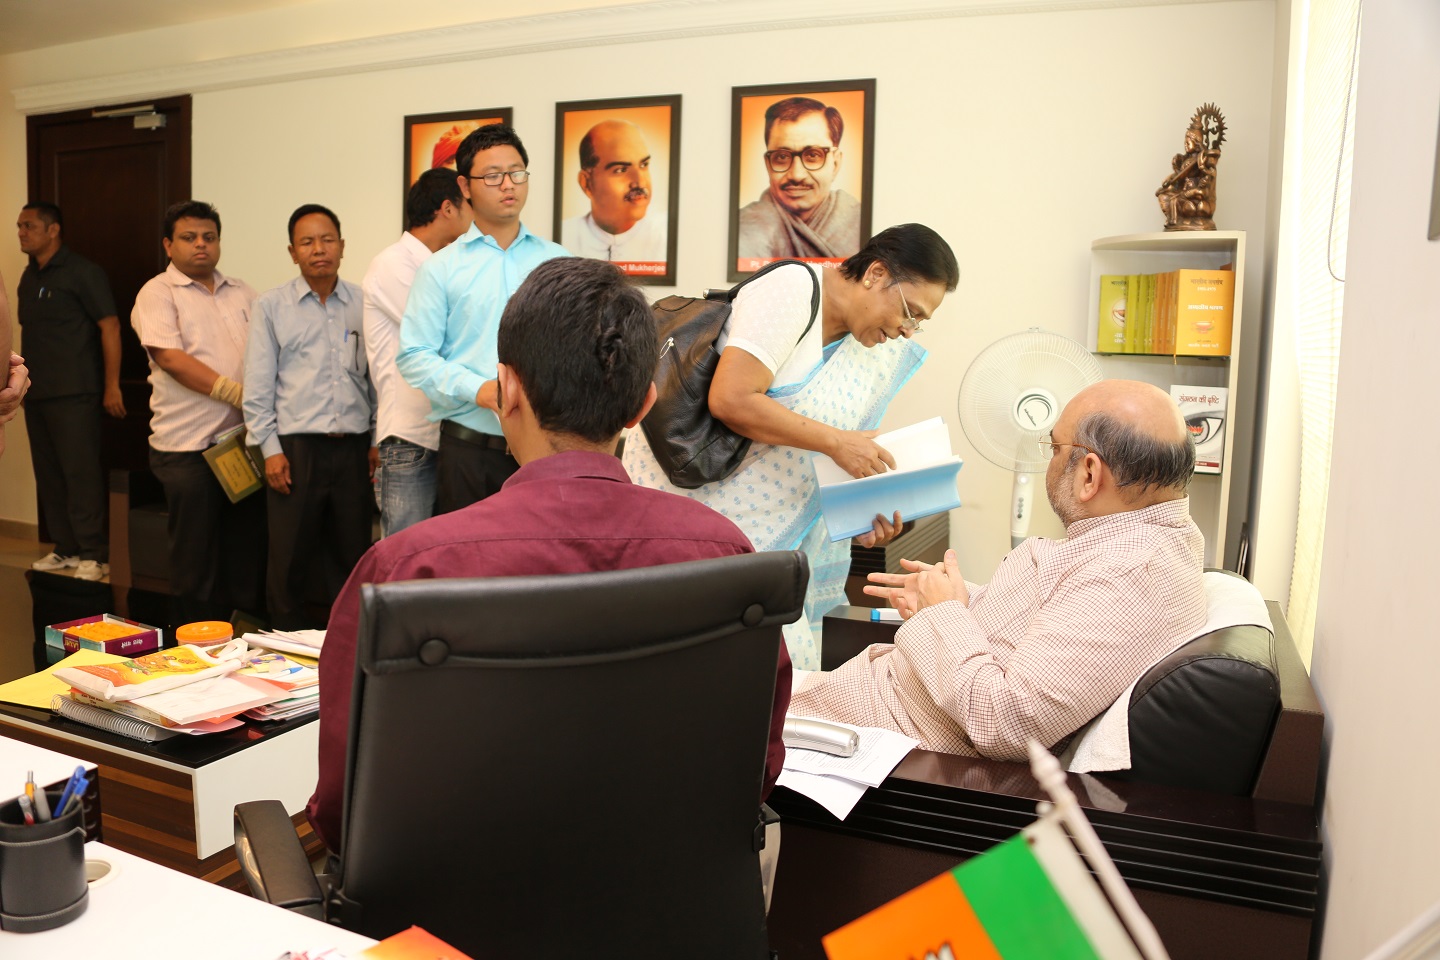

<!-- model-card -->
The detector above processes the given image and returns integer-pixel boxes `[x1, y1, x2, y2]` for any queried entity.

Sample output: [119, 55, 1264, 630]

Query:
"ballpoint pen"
[18, 794, 36, 826]
[52, 765, 86, 820]
[28, 771, 52, 822]
[58, 775, 90, 817]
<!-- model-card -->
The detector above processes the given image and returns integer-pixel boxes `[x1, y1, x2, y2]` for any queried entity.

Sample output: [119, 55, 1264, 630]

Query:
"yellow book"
[203, 425, 265, 503]
[1122, 275, 1141, 354]
[1095, 275, 1128, 353]
[0, 649, 128, 709]
[1174, 268, 1235, 356]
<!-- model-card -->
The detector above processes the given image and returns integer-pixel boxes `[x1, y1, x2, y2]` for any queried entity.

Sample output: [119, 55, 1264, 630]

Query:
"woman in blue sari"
[624, 224, 959, 670]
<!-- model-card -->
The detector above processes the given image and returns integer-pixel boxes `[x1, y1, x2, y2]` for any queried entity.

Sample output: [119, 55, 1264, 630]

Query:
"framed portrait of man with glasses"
[553, 94, 681, 285]
[728, 79, 875, 282]
[402, 107, 512, 225]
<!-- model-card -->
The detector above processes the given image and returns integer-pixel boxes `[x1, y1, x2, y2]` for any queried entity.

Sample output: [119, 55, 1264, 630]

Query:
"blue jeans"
[376, 438, 437, 538]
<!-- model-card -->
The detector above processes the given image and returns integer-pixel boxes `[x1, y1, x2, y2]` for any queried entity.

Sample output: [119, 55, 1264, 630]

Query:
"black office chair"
[235, 551, 807, 958]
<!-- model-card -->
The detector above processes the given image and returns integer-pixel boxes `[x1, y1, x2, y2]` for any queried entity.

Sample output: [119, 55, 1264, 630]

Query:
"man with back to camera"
[560, 119, 669, 267]
[790, 380, 1208, 760]
[131, 200, 265, 623]
[15, 201, 125, 581]
[244, 204, 376, 629]
[736, 97, 863, 263]
[363, 169, 473, 537]
[309, 257, 792, 851]
[397, 123, 568, 515]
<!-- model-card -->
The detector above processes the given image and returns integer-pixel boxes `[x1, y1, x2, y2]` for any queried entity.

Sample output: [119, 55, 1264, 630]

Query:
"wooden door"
[26, 95, 192, 480]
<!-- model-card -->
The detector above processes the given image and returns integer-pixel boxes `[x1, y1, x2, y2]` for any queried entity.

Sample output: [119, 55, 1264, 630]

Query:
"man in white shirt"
[131, 200, 263, 623]
[560, 120, 669, 268]
[363, 169, 473, 536]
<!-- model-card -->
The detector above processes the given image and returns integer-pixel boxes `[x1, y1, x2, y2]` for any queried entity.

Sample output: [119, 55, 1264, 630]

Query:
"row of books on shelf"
[0, 630, 328, 743]
[1097, 267, 1235, 357]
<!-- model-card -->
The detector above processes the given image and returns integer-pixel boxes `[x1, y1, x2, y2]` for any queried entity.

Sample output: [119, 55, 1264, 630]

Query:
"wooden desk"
[767, 751, 1321, 959]
[776, 600, 1325, 958]
[0, 704, 321, 889]
[0, 842, 376, 959]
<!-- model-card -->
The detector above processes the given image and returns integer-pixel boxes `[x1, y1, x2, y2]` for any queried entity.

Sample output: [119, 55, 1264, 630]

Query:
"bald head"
[1049, 380, 1195, 519]
[1067, 380, 1189, 447]
[578, 120, 653, 236]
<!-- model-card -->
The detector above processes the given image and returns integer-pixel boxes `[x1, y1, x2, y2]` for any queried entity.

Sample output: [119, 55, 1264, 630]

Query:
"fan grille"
[957, 329, 1103, 473]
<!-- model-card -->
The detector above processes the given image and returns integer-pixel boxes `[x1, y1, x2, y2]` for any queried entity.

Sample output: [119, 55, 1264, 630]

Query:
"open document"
[778, 718, 918, 820]
[810, 417, 963, 541]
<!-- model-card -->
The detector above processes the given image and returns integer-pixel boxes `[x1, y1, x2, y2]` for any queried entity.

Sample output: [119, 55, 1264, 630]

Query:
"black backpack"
[639, 260, 820, 489]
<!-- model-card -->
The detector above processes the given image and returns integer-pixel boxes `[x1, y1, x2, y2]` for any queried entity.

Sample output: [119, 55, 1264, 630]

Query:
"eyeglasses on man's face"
[1038, 439, 1100, 461]
[897, 287, 925, 334]
[763, 146, 832, 174]
[467, 170, 530, 187]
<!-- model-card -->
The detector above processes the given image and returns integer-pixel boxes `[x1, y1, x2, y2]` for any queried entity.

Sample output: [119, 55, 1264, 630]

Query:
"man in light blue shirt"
[244, 203, 376, 628]
[397, 123, 568, 514]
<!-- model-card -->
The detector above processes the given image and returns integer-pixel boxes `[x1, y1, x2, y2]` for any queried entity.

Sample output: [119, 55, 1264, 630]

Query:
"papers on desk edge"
[810, 417, 962, 542]
[242, 628, 326, 658]
[779, 718, 918, 820]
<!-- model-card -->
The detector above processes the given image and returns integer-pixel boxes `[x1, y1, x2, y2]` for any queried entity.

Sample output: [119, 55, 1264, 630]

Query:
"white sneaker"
[73, 560, 109, 582]
[32, 552, 78, 571]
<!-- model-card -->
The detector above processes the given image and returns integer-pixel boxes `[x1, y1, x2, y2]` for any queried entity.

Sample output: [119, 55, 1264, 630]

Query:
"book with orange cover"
[52, 644, 242, 702]
[1174, 267, 1235, 356]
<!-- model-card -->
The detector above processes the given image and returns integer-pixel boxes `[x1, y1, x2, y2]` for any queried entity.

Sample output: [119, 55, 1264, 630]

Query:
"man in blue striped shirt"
[397, 124, 568, 514]
[244, 204, 376, 628]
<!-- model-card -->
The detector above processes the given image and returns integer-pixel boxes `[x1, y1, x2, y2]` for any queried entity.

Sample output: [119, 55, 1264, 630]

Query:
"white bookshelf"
[1085, 231, 1246, 568]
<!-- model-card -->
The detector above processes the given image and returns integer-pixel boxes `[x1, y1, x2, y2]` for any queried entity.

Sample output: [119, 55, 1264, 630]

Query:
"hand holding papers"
[778, 717, 918, 820]
[811, 417, 962, 541]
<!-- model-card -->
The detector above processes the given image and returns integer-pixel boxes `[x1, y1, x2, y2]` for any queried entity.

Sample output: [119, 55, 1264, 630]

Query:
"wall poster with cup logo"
[728, 79, 876, 282]
[553, 95, 681, 286]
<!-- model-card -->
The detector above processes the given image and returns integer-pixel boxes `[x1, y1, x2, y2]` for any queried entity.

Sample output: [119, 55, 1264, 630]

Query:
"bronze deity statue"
[1157, 103, 1227, 231]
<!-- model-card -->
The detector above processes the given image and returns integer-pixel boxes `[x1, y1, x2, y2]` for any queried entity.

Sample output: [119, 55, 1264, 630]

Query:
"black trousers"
[149, 447, 268, 625]
[266, 434, 374, 629]
[24, 395, 107, 561]
[435, 431, 518, 515]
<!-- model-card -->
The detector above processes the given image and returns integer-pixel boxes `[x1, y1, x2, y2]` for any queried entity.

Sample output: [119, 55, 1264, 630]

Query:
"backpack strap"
[722, 259, 821, 348]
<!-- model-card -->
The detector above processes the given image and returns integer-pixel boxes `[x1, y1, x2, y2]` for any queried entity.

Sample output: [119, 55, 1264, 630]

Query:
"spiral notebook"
[51, 694, 179, 743]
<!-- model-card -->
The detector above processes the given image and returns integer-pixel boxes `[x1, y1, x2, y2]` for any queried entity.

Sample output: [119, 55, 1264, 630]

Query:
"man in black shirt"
[15, 201, 124, 581]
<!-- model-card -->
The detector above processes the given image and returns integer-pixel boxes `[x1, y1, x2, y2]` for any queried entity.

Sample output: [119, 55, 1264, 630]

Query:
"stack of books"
[1096, 267, 1235, 357]
[237, 650, 320, 722]
[48, 642, 323, 740]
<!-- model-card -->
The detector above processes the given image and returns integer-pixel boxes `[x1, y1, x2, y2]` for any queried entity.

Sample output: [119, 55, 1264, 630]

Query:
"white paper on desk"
[243, 630, 326, 658]
[810, 417, 963, 541]
[782, 719, 919, 788]
[776, 769, 871, 821]
[129, 674, 285, 725]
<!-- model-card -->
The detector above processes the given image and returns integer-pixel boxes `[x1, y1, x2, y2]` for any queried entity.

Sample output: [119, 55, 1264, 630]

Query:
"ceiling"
[0, 0, 308, 55]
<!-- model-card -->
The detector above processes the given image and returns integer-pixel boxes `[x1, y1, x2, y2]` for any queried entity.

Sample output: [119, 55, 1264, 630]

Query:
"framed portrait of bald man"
[553, 95, 681, 285]
[402, 107, 512, 222]
[728, 79, 875, 282]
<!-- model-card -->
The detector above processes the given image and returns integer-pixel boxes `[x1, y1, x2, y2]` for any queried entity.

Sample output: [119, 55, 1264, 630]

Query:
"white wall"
[0, 0, 1278, 583]
[1310, 1, 1440, 956]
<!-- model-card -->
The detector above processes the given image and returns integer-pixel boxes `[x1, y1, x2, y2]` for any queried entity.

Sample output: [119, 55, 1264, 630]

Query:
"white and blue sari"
[624, 334, 925, 670]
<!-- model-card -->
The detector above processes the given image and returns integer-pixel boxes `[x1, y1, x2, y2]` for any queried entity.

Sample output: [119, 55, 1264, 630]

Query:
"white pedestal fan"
[956, 329, 1103, 548]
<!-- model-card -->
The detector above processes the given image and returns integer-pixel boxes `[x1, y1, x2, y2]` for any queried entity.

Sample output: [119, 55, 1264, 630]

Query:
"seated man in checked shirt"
[788, 379, 1207, 761]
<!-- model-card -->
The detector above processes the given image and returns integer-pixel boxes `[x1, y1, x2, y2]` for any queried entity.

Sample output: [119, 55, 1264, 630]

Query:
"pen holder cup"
[0, 790, 88, 932]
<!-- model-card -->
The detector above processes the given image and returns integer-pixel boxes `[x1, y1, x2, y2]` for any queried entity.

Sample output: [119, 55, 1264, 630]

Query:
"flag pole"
[1028, 741, 1172, 960]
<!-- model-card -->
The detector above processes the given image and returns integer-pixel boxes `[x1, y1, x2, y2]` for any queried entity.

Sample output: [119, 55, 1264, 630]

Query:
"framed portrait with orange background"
[402, 108, 512, 222]
[553, 95, 681, 285]
[728, 79, 875, 282]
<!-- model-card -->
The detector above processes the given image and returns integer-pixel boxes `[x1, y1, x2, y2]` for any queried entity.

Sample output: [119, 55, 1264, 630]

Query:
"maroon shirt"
[306, 450, 792, 851]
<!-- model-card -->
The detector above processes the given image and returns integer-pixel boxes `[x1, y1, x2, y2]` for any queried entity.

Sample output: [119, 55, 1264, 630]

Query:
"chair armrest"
[233, 800, 325, 919]
[755, 803, 780, 853]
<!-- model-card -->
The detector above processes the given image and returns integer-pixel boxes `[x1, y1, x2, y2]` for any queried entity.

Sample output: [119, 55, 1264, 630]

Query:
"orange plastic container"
[175, 620, 233, 648]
